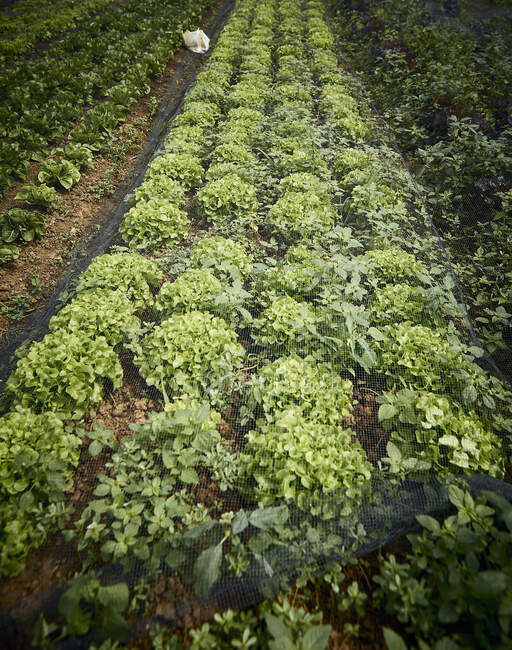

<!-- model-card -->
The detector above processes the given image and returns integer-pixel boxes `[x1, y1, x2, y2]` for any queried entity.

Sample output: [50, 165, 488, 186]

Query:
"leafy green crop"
[196, 173, 259, 231]
[4, 331, 123, 417]
[374, 487, 512, 648]
[147, 153, 204, 191]
[120, 197, 189, 250]
[155, 269, 225, 316]
[378, 389, 504, 478]
[0, 208, 45, 243]
[243, 355, 353, 425]
[252, 295, 318, 353]
[0, 409, 80, 501]
[0, 244, 19, 265]
[51, 144, 93, 170]
[135, 311, 245, 406]
[368, 283, 446, 328]
[38, 159, 81, 190]
[278, 172, 332, 199]
[189, 236, 253, 281]
[175, 101, 221, 129]
[76, 253, 163, 311]
[49, 288, 140, 345]
[57, 574, 130, 639]
[132, 177, 186, 206]
[164, 125, 205, 156]
[242, 408, 371, 506]
[365, 247, 430, 286]
[161, 596, 331, 650]
[267, 191, 336, 242]
[376, 322, 484, 405]
[15, 182, 59, 209]
[332, 148, 373, 178]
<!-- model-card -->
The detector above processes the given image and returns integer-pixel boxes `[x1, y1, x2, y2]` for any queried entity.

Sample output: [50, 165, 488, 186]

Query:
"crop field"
[0, 0, 511, 648]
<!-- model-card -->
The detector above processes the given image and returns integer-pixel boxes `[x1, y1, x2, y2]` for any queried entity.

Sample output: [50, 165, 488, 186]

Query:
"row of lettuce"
[0, 0, 216, 267]
[1, 0, 511, 645]
[326, 0, 512, 368]
[0, 0, 117, 60]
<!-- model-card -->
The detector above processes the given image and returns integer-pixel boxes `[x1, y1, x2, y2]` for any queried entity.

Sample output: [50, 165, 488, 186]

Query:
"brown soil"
[348, 387, 390, 465]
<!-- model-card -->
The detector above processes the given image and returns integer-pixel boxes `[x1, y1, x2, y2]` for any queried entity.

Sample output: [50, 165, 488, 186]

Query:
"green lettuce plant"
[76, 253, 163, 311]
[132, 177, 186, 206]
[51, 144, 93, 170]
[174, 101, 220, 129]
[196, 173, 259, 231]
[0, 409, 80, 501]
[241, 408, 371, 505]
[49, 288, 140, 345]
[15, 182, 59, 209]
[365, 247, 430, 286]
[243, 355, 353, 425]
[0, 208, 45, 243]
[146, 152, 204, 191]
[251, 295, 318, 352]
[120, 197, 189, 250]
[164, 125, 205, 156]
[278, 172, 332, 199]
[155, 269, 225, 316]
[134, 311, 245, 405]
[368, 283, 446, 328]
[0, 244, 19, 265]
[4, 331, 123, 417]
[38, 159, 81, 190]
[266, 191, 336, 242]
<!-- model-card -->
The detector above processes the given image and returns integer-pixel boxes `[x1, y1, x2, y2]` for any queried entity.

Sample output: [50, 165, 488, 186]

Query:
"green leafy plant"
[57, 574, 130, 639]
[0, 408, 80, 505]
[241, 407, 371, 506]
[120, 197, 189, 250]
[1, 496, 71, 579]
[38, 159, 81, 190]
[376, 322, 485, 405]
[15, 182, 59, 209]
[243, 355, 353, 425]
[0, 208, 45, 243]
[189, 235, 253, 281]
[76, 253, 163, 311]
[374, 487, 512, 649]
[251, 295, 318, 353]
[4, 331, 123, 417]
[365, 248, 430, 286]
[147, 152, 204, 191]
[368, 283, 447, 328]
[174, 101, 221, 129]
[134, 311, 245, 406]
[155, 269, 225, 316]
[196, 173, 259, 231]
[164, 125, 205, 156]
[0, 243, 20, 264]
[164, 596, 331, 650]
[378, 389, 504, 478]
[278, 172, 332, 199]
[49, 288, 141, 345]
[52, 144, 93, 170]
[74, 400, 219, 564]
[132, 177, 186, 206]
[266, 191, 336, 242]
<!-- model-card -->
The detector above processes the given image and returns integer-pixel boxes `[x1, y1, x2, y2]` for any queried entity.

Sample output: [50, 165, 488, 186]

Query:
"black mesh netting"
[1, 0, 511, 647]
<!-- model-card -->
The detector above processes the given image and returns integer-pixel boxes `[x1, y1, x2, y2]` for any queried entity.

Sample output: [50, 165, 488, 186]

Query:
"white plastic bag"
[183, 29, 210, 54]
